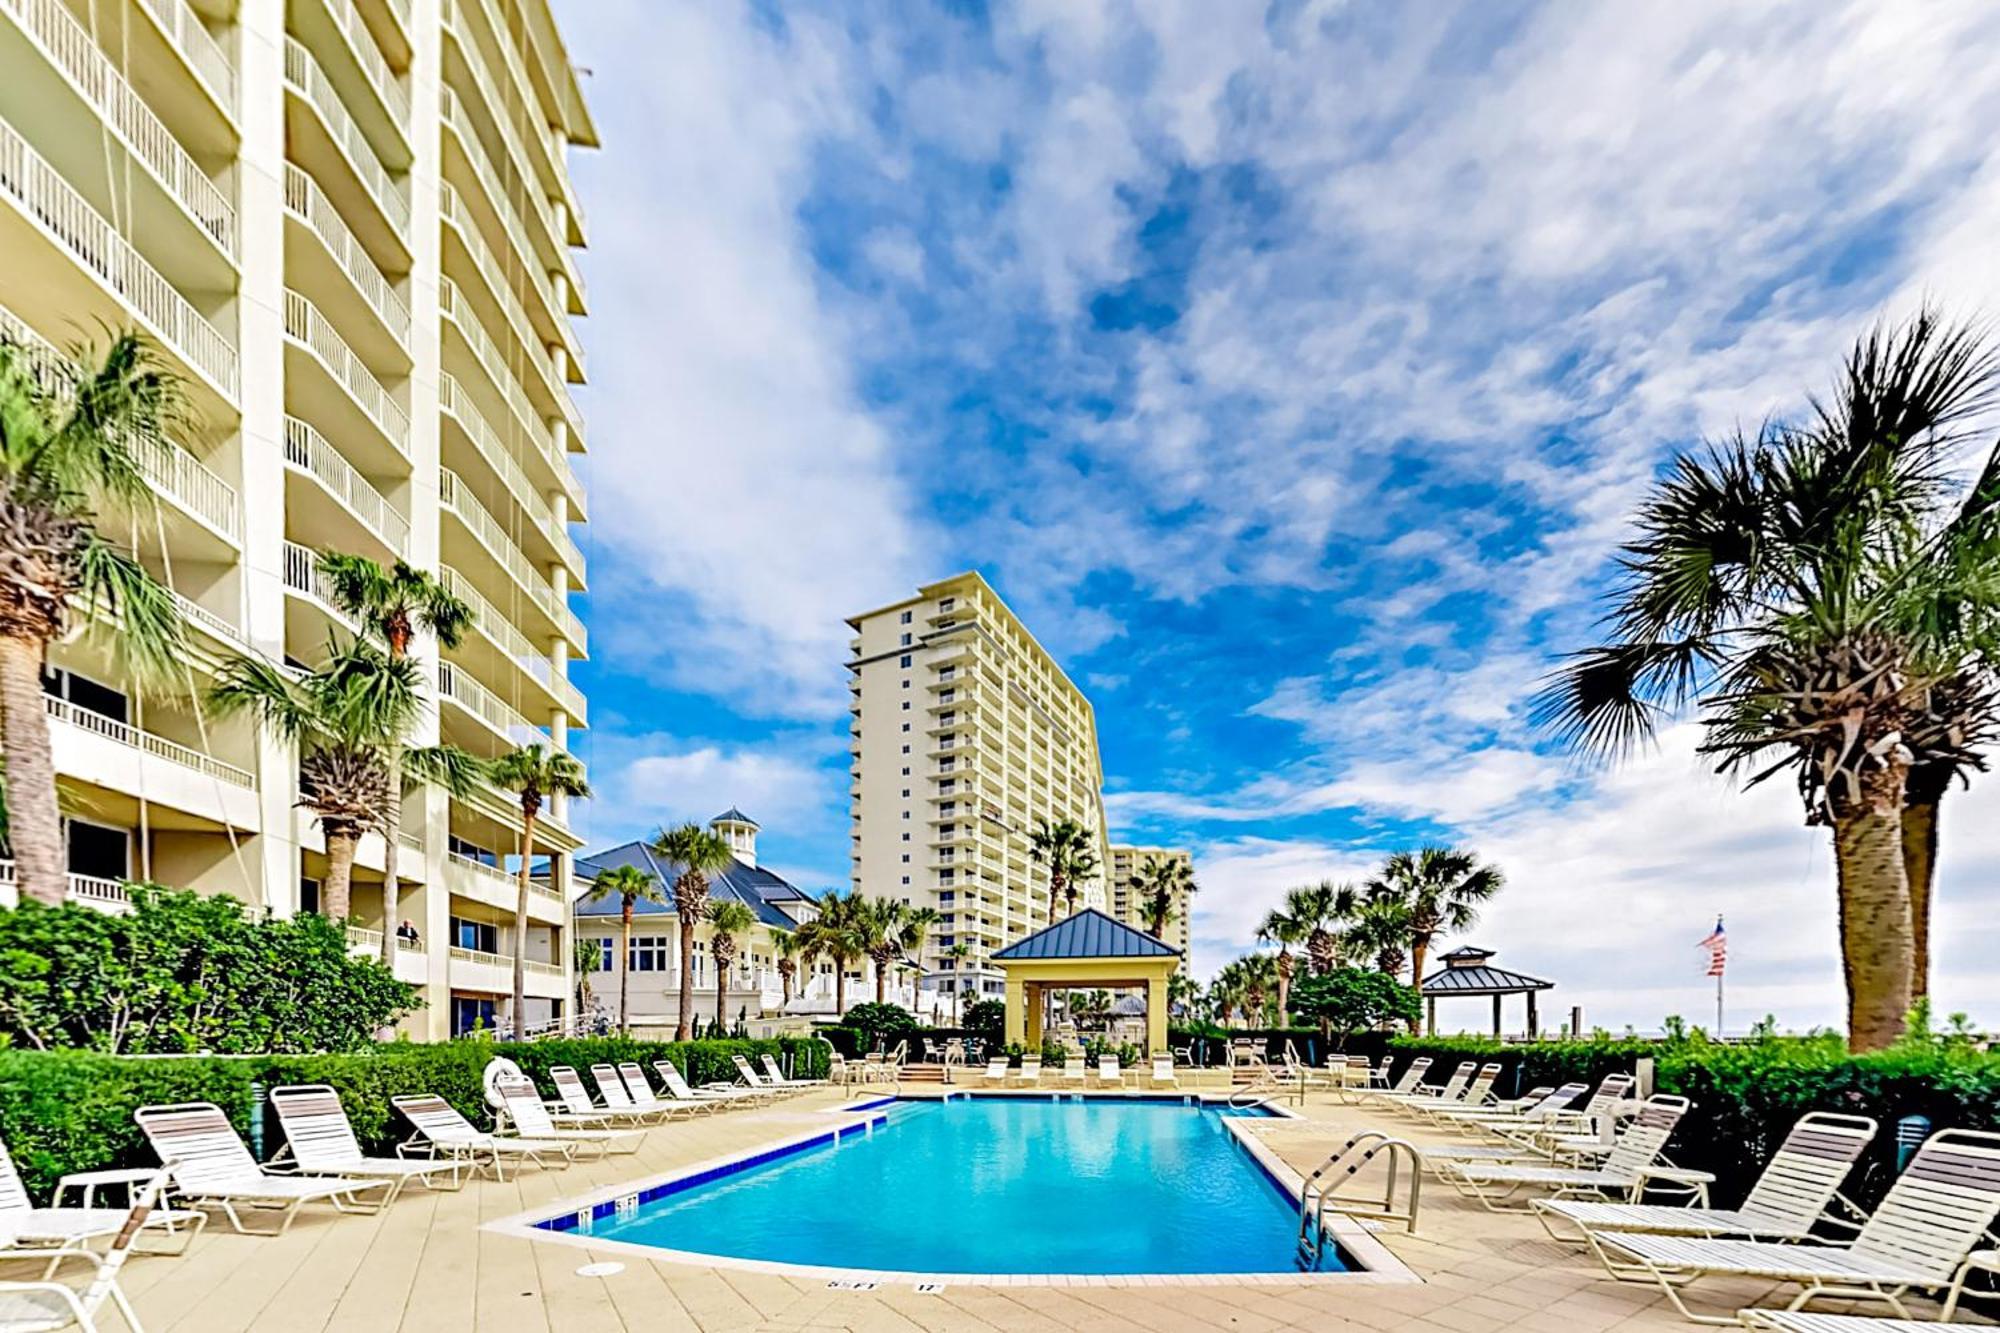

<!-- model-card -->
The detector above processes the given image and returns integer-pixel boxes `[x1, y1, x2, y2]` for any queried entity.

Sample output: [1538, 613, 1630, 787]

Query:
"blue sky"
[553, 0, 2000, 1032]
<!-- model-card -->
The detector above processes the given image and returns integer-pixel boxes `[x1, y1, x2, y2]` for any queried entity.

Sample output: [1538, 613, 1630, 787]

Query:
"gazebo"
[1418, 946, 1553, 1037]
[991, 909, 1180, 1054]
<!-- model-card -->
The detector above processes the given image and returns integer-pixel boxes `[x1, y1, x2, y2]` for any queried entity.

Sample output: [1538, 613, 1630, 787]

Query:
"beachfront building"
[1106, 844, 1194, 955]
[0, 0, 597, 1039]
[846, 572, 1110, 1010]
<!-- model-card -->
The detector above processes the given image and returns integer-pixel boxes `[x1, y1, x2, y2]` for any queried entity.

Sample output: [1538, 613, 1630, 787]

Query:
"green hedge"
[1382, 1034, 2000, 1210]
[0, 1036, 828, 1198]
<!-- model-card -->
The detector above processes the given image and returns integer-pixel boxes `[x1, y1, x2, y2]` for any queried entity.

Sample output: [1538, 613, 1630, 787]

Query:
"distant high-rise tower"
[1107, 845, 1195, 954]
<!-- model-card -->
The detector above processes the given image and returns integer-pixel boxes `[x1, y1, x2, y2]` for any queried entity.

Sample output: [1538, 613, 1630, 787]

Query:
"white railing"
[551, 671, 586, 727]
[450, 944, 562, 978]
[172, 590, 244, 646]
[283, 415, 409, 554]
[448, 0, 563, 202]
[0, 860, 131, 908]
[284, 162, 409, 342]
[448, 850, 563, 907]
[438, 467, 585, 648]
[318, 0, 409, 129]
[436, 38, 560, 268]
[437, 180, 574, 421]
[0, 118, 237, 397]
[136, 0, 235, 116]
[346, 924, 424, 952]
[437, 658, 566, 754]
[283, 290, 410, 454]
[45, 693, 253, 787]
[1, 0, 236, 256]
[435, 563, 585, 724]
[436, 368, 582, 578]
[283, 37, 409, 239]
[283, 540, 356, 625]
[437, 285, 584, 512]
[379, 0, 409, 40]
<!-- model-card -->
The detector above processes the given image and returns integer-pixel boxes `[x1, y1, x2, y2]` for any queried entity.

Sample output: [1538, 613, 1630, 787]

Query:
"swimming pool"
[531, 1095, 1351, 1277]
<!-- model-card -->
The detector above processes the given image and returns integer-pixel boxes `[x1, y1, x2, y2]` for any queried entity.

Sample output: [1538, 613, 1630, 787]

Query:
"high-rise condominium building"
[0, 0, 595, 1038]
[1107, 844, 1194, 954]
[847, 573, 1108, 1005]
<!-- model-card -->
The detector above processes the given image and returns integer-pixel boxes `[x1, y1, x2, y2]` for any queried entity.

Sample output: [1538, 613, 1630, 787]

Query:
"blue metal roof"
[572, 840, 813, 930]
[990, 908, 1180, 961]
[711, 807, 759, 828]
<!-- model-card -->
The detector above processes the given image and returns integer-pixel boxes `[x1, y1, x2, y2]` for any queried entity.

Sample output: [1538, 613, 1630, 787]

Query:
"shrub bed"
[0, 1035, 828, 1197]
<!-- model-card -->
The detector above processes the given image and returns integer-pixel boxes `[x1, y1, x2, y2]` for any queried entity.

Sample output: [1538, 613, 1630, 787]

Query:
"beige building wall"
[1107, 844, 1194, 955]
[0, 0, 596, 1039]
[846, 572, 1108, 1005]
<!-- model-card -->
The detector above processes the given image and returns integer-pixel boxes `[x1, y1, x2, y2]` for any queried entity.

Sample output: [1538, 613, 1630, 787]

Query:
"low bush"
[0, 1035, 829, 1197]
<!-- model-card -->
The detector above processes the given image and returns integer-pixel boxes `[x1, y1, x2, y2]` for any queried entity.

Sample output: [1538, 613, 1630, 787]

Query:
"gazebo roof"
[1419, 945, 1553, 997]
[991, 909, 1180, 962]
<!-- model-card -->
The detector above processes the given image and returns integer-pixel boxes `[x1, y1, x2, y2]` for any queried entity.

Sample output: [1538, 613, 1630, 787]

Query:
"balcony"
[284, 162, 409, 363]
[135, 0, 235, 129]
[436, 367, 583, 581]
[438, 467, 585, 654]
[445, 850, 565, 923]
[283, 289, 409, 473]
[438, 563, 583, 727]
[345, 926, 428, 984]
[0, 861, 130, 912]
[446, 0, 581, 254]
[438, 285, 584, 518]
[46, 693, 250, 787]
[282, 539, 358, 655]
[448, 944, 566, 999]
[296, 0, 410, 160]
[436, 29, 568, 289]
[0, 0, 235, 277]
[283, 36, 409, 266]
[437, 657, 563, 760]
[0, 115, 236, 410]
[283, 415, 409, 559]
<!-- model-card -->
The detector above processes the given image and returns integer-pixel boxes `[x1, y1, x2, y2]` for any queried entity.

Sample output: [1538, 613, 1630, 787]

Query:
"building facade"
[1106, 844, 1194, 954]
[0, 0, 596, 1039]
[846, 572, 1109, 1007]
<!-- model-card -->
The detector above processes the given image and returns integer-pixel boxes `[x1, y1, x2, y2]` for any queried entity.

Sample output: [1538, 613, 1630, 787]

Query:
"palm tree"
[1027, 818, 1100, 918]
[487, 744, 592, 1032]
[1257, 902, 1310, 1022]
[1209, 961, 1244, 1026]
[771, 927, 800, 1008]
[1534, 311, 2000, 1049]
[1137, 855, 1196, 938]
[650, 822, 736, 1038]
[706, 899, 758, 1034]
[1369, 847, 1503, 1029]
[0, 331, 189, 904]
[799, 892, 866, 1015]
[571, 934, 600, 1026]
[210, 639, 474, 919]
[1280, 881, 1343, 975]
[1335, 883, 1413, 977]
[853, 898, 937, 1005]
[317, 553, 472, 969]
[581, 863, 665, 1034]
[943, 942, 972, 1022]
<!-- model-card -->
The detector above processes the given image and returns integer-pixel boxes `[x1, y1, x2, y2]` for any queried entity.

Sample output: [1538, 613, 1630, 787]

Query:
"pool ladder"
[1296, 1131, 1424, 1267]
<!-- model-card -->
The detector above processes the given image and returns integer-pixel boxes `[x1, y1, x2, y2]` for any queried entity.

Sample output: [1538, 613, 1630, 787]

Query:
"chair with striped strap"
[546, 1067, 644, 1125]
[1453, 1072, 1643, 1164]
[617, 1064, 710, 1118]
[390, 1095, 575, 1182]
[979, 1058, 1009, 1085]
[135, 1103, 391, 1236]
[1598, 1129, 2000, 1325]
[1535, 1112, 1877, 1255]
[761, 1055, 825, 1089]
[652, 1060, 759, 1107]
[732, 1054, 797, 1098]
[270, 1085, 466, 1203]
[1418, 1083, 1595, 1169]
[1018, 1056, 1044, 1085]
[493, 1078, 642, 1158]
[0, 1168, 168, 1333]
[1407, 1063, 1504, 1122]
[584, 1065, 672, 1123]
[1440, 1094, 1697, 1212]
[1738, 1294, 1990, 1331]
[1376, 1061, 1476, 1114]
[0, 1136, 205, 1276]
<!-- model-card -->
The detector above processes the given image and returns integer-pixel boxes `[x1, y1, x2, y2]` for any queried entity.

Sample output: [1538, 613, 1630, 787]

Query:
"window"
[66, 819, 128, 879]
[901, 811, 910, 819]
[940, 780, 956, 794]
[899, 654, 911, 668]
[41, 667, 127, 724]
[940, 690, 955, 704]
[899, 633, 912, 647]
[450, 917, 498, 953]
[447, 834, 499, 865]
[900, 766, 909, 775]
[939, 869, 955, 884]
[593, 938, 614, 971]
[901, 678, 910, 689]
[901, 702, 910, 711]
[899, 610, 912, 624]
[901, 854, 910, 863]
[900, 788, 909, 798]
[940, 802, 956, 816]
[940, 712, 955, 725]
[939, 667, 956, 681]
[450, 997, 496, 1037]
[299, 877, 321, 915]
[900, 876, 910, 885]
[629, 936, 669, 972]
[901, 831, 911, 841]
[939, 892, 955, 904]
[939, 598, 954, 613]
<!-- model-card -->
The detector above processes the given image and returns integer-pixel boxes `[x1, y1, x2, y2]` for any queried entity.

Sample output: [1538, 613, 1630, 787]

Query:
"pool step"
[899, 1063, 948, 1083]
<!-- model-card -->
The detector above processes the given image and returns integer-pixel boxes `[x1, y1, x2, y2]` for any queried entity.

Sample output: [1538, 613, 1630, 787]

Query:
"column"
[1145, 973, 1169, 1055]
[1024, 982, 1044, 1047]
[1492, 993, 1503, 1037]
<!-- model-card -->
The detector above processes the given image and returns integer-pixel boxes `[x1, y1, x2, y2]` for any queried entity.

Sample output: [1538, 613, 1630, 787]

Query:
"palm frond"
[73, 532, 186, 687]
[400, 743, 483, 798]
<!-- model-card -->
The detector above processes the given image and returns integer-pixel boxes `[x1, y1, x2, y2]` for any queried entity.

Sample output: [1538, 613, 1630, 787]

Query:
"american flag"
[1698, 917, 1727, 978]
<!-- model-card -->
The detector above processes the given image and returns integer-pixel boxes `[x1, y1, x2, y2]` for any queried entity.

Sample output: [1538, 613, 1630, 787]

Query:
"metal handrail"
[1297, 1130, 1424, 1268]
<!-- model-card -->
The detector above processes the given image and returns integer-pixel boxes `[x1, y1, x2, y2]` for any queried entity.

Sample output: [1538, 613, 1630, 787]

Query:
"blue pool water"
[541, 1096, 1346, 1275]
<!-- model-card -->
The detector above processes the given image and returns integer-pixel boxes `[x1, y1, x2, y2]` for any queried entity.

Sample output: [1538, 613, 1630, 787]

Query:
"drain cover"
[575, 1262, 624, 1278]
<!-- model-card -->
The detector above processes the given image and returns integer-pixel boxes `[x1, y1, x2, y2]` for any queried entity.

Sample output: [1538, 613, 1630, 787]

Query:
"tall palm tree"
[1256, 904, 1309, 1021]
[487, 743, 591, 1032]
[1335, 883, 1413, 977]
[581, 863, 664, 1034]
[1209, 960, 1245, 1026]
[1369, 847, 1504, 1029]
[1281, 881, 1344, 975]
[800, 892, 867, 1015]
[770, 927, 800, 1008]
[317, 553, 472, 968]
[1137, 855, 1197, 938]
[943, 942, 972, 1022]
[649, 821, 735, 1038]
[706, 898, 758, 1034]
[1027, 818, 1100, 918]
[853, 897, 937, 1005]
[1534, 312, 2000, 1049]
[0, 331, 189, 904]
[1239, 954, 1278, 1026]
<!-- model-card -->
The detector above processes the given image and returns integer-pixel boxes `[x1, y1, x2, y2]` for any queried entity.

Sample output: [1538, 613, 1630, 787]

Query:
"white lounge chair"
[1537, 1112, 1876, 1255]
[546, 1067, 645, 1125]
[1406, 1063, 1503, 1121]
[1096, 1055, 1123, 1087]
[613, 1064, 708, 1121]
[1150, 1054, 1177, 1089]
[0, 1169, 167, 1333]
[1442, 1095, 1696, 1212]
[1060, 1058, 1087, 1087]
[1377, 1061, 1477, 1114]
[1351, 1056, 1433, 1104]
[760, 1054, 825, 1089]
[494, 1078, 642, 1157]
[1739, 1308, 1983, 1332]
[979, 1058, 1008, 1085]
[135, 1102, 390, 1235]
[1017, 1056, 1043, 1085]
[391, 1095, 575, 1181]
[653, 1060, 760, 1107]
[731, 1054, 797, 1099]
[0, 1137, 205, 1274]
[1597, 1129, 2000, 1325]
[587, 1065, 676, 1123]
[269, 1085, 466, 1203]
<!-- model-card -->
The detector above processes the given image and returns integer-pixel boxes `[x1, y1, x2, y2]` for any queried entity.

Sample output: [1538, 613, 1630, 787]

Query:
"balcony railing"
[283, 416, 409, 554]
[551, 671, 586, 727]
[283, 289, 410, 454]
[284, 162, 409, 343]
[437, 287, 584, 513]
[283, 539, 355, 625]
[318, 0, 409, 130]
[172, 590, 245, 647]
[0, 860, 130, 908]
[136, 0, 236, 116]
[448, 850, 563, 908]
[437, 368, 581, 577]
[436, 30, 562, 271]
[0, 117, 237, 397]
[438, 181, 577, 424]
[346, 924, 424, 952]
[46, 694, 253, 787]
[283, 36, 410, 239]
[450, 945, 562, 978]
[437, 563, 584, 724]
[1, 0, 235, 255]
[438, 467, 584, 649]
[438, 658, 565, 754]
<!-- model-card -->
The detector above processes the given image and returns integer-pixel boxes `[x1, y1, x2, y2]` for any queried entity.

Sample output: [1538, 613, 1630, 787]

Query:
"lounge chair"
[494, 1078, 642, 1157]
[613, 1064, 709, 1121]
[1150, 1054, 1177, 1089]
[0, 1137, 205, 1274]
[760, 1054, 825, 1089]
[653, 1060, 760, 1107]
[1406, 1063, 1503, 1121]
[547, 1067, 645, 1125]
[1440, 1095, 1696, 1212]
[1350, 1056, 1433, 1104]
[1536, 1112, 1876, 1255]
[1596, 1129, 2000, 1325]
[1420, 1084, 1595, 1167]
[978, 1058, 1008, 1085]
[391, 1095, 576, 1181]
[135, 1102, 390, 1235]
[1096, 1055, 1123, 1087]
[588, 1065, 677, 1122]
[1017, 1057, 1043, 1085]
[0, 1169, 166, 1333]
[269, 1085, 466, 1202]
[1738, 1310, 1981, 1332]
[1376, 1061, 1477, 1114]
[731, 1054, 798, 1098]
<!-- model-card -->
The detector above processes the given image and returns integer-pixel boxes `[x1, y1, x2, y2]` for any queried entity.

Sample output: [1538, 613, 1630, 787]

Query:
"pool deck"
[45, 1082, 1996, 1331]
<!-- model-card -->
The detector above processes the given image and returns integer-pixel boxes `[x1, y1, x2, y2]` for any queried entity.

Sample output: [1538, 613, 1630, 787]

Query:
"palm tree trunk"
[512, 813, 534, 1035]
[1902, 763, 1949, 1001]
[0, 634, 65, 904]
[323, 826, 359, 920]
[1409, 938, 1430, 1033]
[1276, 954, 1292, 1021]
[714, 957, 727, 1033]
[619, 900, 634, 1035]
[378, 797, 400, 968]
[675, 918, 696, 1040]
[834, 963, 847, 1015]
[875, 957, 887, 1004]
[1832, 804, 1916, 1052]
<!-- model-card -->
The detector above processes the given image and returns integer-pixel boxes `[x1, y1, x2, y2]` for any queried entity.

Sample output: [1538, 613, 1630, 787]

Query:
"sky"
[551, 0, 2000, 1035]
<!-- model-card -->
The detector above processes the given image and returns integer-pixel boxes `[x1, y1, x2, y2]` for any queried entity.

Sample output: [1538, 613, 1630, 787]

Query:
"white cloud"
[578, 732, 838, 849]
